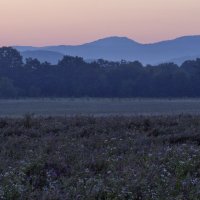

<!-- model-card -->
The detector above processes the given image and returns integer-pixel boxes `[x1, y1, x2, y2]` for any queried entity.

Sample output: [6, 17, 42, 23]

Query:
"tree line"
[0, 47, 200, 98]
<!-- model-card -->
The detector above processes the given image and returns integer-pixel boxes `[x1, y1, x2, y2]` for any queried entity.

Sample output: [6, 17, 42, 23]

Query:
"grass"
[0, 114, 200, 199]
[1, 98, 200, 116]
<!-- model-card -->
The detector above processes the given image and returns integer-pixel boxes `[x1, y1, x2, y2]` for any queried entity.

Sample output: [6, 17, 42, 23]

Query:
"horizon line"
[3, 34, 200, 48]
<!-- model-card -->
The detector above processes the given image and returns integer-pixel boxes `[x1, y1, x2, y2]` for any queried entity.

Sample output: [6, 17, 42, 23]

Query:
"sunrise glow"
[0, 0, 200, 46]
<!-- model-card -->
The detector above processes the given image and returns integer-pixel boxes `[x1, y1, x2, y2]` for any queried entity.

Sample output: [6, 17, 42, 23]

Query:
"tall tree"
[0, 47, 23, 68]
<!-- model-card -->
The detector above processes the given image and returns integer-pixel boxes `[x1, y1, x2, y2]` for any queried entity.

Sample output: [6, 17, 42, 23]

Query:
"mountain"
[14, 35, 200, 65]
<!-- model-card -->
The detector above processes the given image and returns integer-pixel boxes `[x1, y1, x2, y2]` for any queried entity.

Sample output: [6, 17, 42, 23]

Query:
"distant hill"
[14, 35, 200, 65]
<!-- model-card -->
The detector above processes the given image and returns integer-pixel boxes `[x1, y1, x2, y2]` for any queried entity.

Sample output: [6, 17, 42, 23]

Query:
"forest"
[0, 47, 200, 98]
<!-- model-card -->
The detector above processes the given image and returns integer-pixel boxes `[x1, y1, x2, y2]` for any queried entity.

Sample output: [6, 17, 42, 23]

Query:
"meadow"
[0, 114, 200, 199]
[1, 98, 200, 116]
[1, 99, 200, 199]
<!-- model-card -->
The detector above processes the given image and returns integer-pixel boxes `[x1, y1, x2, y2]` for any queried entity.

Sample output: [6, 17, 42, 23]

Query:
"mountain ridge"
[13, 35, 200, 65]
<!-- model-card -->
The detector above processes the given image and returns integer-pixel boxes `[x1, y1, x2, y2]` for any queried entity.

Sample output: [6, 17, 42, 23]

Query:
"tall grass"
[0, 115, 200, 199]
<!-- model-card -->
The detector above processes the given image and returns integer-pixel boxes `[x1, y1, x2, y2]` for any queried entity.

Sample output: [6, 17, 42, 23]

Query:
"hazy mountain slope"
[166, 55, 200, 65]
[14, 35, 200, 65]
[39, 37, 141, 61]
[143, 36, 200, 64]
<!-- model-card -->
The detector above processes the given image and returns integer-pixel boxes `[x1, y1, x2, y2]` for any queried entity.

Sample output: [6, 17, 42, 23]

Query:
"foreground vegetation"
[1, 115, 200, 199]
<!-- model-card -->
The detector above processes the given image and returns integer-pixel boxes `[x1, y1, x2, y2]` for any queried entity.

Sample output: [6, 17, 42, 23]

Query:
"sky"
[0, 0, 200, 46]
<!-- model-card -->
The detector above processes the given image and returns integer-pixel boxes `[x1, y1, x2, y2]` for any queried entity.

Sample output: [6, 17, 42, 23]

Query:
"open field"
[2, 98, 200, 116]
[1, 115, 200, 199]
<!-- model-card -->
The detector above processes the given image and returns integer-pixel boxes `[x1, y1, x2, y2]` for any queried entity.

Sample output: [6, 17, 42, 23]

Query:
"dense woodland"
[0, 47, 200, 98]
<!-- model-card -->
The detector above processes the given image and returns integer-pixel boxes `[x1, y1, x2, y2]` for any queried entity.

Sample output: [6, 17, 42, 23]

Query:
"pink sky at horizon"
[0, 0, 200, 46]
